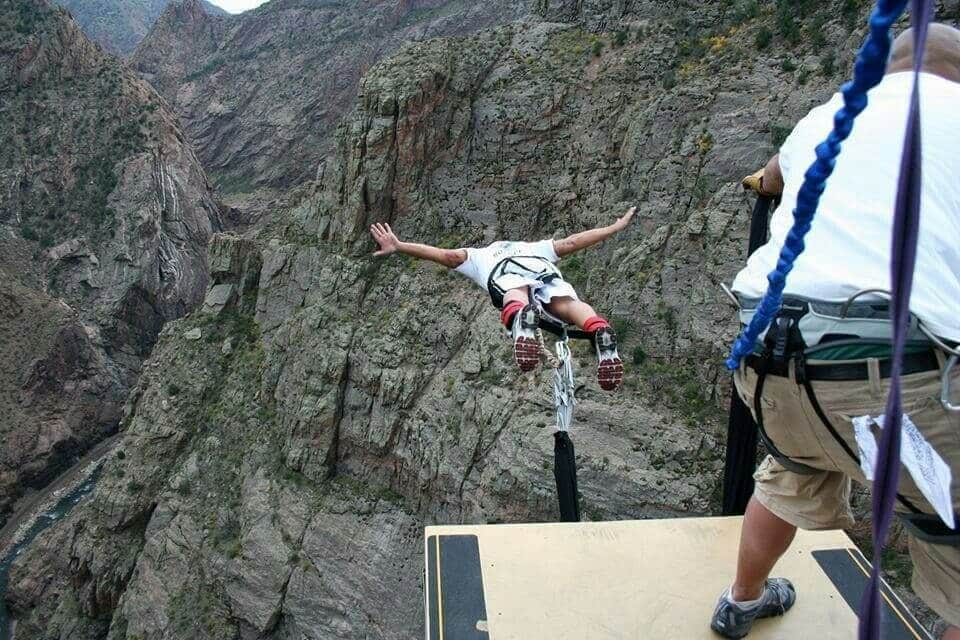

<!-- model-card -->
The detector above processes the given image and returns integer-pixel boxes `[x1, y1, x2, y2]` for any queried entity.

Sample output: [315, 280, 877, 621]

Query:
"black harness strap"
[486, 256, 561, 309]
[752, 370, 820, 475]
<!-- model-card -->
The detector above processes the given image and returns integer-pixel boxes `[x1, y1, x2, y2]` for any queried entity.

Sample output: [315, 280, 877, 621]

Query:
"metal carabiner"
[942, 354, 960, 413]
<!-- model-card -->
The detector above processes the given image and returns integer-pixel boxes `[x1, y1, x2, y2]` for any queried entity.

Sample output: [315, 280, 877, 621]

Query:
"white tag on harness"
[853, 414, 955, 529]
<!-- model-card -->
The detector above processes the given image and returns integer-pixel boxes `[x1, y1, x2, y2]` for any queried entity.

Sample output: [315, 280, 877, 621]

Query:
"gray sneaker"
[710, 578, 796, 639]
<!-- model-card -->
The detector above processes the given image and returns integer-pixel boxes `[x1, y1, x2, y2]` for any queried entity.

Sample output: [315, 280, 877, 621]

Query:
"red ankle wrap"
[501, 301, 525, 328]
[583, 316, 611, 333]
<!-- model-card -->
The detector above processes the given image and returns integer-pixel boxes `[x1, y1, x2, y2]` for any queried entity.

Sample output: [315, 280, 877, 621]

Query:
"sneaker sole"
[710, 620, 749, 640]
[598, 357, 623, 390]
[515, 337, 539, 372]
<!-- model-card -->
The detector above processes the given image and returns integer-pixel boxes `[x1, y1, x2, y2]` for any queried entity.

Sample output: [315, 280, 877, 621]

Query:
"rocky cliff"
[7, 0, 960, 639]
[51, 0, 226, 55]
[0, 0, 221, 527]
[131, 0, 532, 200]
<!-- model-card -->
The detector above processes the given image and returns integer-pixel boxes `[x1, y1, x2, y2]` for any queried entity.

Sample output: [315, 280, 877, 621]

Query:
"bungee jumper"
[716, 19, 960, 640]
[369, 208, 635, 391]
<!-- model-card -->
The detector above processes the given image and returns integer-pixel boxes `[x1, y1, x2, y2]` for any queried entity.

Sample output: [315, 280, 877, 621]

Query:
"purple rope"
[859, 3, 934, 639]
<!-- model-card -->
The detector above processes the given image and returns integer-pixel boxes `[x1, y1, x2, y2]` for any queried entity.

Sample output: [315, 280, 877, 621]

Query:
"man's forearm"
[397, 241, 465, 268]
[554, 224, 618, 257]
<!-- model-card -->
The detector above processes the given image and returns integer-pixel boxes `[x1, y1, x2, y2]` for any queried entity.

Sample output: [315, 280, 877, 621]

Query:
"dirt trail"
[0, 434, 120, 552]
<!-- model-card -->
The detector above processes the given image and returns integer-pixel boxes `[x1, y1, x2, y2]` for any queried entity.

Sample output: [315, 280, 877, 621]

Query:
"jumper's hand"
[611, 206, 636, 232]
[370, 223, 400, 256]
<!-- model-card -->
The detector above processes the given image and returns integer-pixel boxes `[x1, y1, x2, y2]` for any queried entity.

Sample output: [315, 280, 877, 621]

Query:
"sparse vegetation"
[819, 51, 837, 77]
[770, 124, 792, 147]
[754, 26, 773, 50]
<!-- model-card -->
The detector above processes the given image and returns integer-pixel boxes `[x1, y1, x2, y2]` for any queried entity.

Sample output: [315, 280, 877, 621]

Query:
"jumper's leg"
[500, 287, 530, 328]
[502, 287, 539, 372]
[543, 296, 597, 330]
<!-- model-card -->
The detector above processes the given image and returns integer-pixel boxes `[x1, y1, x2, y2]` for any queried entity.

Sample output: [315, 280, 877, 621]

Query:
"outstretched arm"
[552, 206, 636, 258]
[370, 223, 467, 269]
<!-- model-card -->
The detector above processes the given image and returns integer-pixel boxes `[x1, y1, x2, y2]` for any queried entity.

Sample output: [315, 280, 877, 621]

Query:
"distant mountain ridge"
[51, 0, 227, 54]
[132, 0, 531, 196]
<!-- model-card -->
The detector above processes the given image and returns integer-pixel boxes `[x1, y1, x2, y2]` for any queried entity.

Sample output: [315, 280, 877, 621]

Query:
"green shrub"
[780, 58, 797, 72]
[591, 40, 604, 57]
[20, 225, 39, 241]
[116, 450, 126, 460]
[733, 0, 759, 21]
[613, 30, 628, 47]
[754, 27, 773, 50]
[167, 383, 181, 396]
[841, 0, 861, 29]
[819, 51, 836, 77]
[632, 346, 648, 366]
[808, 16, 828, 47]
[662, 69, 677, 89]
[770, 124, 792, 146]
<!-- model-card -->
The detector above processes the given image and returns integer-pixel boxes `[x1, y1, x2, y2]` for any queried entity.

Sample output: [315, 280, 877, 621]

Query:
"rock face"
[0, 0, 221, 525]
[50, 0, 226, 55]
[131, 0, 532, 196]
[8, 0, 938, 639]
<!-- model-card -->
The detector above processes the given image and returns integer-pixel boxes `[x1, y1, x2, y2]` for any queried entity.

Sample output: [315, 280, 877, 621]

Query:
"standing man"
[712, 24, 960, 639]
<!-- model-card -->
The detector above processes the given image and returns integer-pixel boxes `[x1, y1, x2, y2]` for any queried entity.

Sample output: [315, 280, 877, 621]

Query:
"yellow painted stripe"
[435, 535, 445, 640]
[844, 548, 926, 640]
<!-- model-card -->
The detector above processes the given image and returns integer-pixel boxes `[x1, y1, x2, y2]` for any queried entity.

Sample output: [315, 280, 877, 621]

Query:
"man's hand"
[611, 206, 636, 232]
[370, 223, 400, 256]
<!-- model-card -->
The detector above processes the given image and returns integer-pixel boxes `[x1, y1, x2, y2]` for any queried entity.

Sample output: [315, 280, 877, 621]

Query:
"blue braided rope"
[726, 0, 909, 370]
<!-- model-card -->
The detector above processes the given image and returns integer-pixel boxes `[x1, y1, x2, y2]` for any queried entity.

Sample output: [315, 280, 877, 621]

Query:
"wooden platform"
[424, 516, 930, 640]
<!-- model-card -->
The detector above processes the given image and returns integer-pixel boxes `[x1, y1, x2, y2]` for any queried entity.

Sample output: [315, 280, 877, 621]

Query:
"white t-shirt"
[732, 72, 960, 342]
[455, 239, 560, 288]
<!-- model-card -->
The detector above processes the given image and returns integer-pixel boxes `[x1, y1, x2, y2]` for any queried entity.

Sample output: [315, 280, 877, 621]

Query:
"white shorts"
[498, 275, 579, 307]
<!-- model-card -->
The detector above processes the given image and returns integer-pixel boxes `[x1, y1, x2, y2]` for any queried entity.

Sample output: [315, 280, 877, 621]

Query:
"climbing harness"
[488, 257, 591, 340]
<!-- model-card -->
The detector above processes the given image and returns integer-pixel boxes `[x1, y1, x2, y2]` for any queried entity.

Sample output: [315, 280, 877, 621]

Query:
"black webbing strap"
[752, 370, 820, 476]
[554, 431, 580, 522]
[722, 195, 776, 515]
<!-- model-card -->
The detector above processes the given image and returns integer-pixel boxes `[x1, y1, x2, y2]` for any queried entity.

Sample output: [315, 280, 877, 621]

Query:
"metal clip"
[553, 334, 576, 432]
[942, 354, 960, 413]
[719, 283, 740, 309]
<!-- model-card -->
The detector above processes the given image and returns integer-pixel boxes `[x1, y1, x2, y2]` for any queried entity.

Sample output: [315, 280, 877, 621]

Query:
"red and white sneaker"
[512, 305, 540, 372]
[594, 327, 623, 391]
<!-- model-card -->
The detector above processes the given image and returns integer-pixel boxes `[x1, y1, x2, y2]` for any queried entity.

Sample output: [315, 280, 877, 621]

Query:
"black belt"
[745, 350, 939, 381]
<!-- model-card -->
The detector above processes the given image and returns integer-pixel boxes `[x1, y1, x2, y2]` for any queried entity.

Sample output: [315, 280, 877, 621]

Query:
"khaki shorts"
[735, 361, 960, 627]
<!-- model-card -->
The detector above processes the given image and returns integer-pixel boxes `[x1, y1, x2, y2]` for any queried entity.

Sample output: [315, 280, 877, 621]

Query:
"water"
[0, 464, 103, 640]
